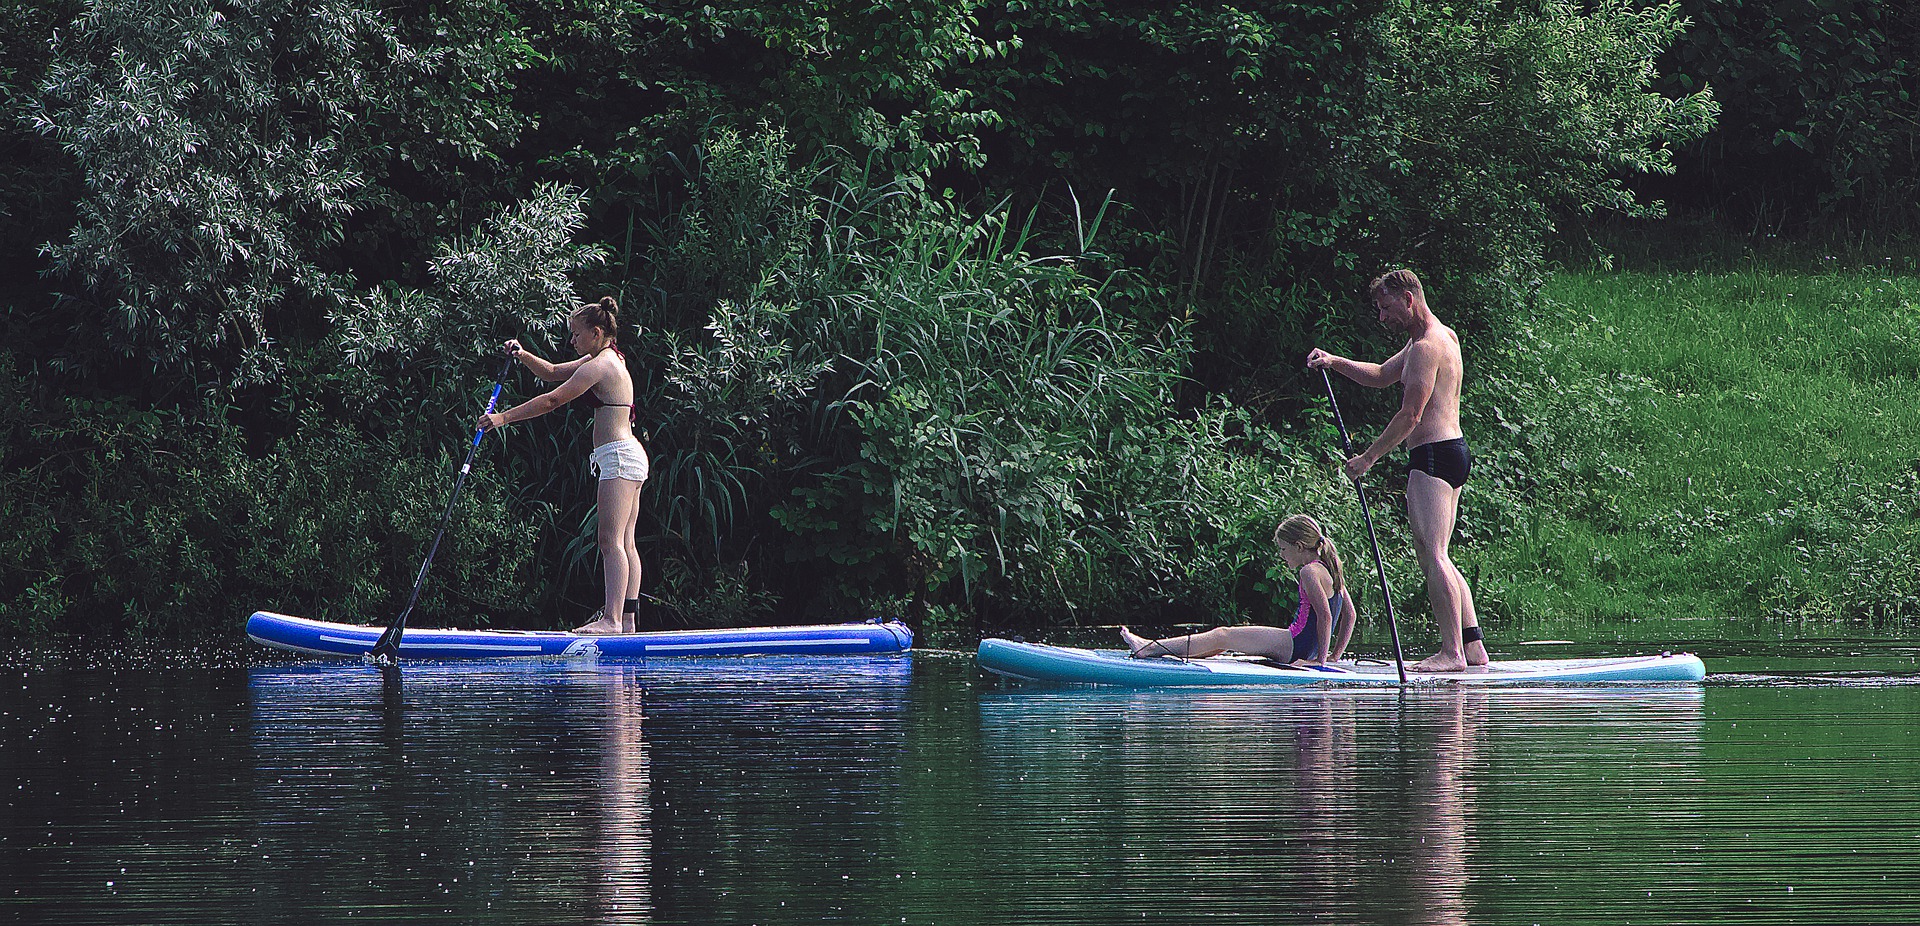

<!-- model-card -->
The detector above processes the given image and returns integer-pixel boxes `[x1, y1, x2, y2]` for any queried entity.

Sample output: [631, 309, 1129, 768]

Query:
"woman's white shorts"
[590, 438, 650, 483]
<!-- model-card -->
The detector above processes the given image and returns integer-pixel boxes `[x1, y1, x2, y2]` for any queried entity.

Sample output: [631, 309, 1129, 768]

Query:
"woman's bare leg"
[619, 477, 644, 632]
[586, 476, 642, 634]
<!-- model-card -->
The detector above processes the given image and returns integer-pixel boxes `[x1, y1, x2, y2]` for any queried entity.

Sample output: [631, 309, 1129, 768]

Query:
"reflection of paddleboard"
[247, 611, 912, 660]
[977, 638, 1705, 686]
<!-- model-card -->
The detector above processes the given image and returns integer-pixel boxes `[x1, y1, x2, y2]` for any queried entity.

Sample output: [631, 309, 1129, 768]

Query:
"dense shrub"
[0, 370, 535, 636]
[636, 128, 1355, 626]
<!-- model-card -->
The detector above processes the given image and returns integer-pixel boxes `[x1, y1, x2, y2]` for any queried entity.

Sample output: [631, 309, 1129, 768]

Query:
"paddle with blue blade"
[1321, 368, 1409, 683]
[368, 355, 516, 666]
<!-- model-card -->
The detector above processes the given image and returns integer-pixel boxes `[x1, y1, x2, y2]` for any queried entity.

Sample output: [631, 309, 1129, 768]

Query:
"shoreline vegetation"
[2, 0, 1916, 645]
[1466, 259, 1920, 645]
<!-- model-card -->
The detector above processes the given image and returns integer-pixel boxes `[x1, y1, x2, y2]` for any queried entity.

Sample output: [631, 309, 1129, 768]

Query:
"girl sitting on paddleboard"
[477, 297, 649, 635]
[1121, 514, 1356, 664]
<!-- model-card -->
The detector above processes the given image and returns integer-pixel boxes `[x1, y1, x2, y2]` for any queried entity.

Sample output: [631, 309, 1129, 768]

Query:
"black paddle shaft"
[369, 356, 516, 666]
[1320, 367, 1409, 683]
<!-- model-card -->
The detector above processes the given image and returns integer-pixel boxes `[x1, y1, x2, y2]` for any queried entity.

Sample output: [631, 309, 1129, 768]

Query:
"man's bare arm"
[1308, 345, 1406, 389]
[1336, 357, 1392, 388]
[1358, 342, 1436, 464]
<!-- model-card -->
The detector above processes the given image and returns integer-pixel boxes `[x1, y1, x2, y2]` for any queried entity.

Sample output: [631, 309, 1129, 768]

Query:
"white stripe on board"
[315, 634, 546, 654]
[299, 631, 886, 655]
[644, 636, 873, 653]
[247, 634, 334, 657]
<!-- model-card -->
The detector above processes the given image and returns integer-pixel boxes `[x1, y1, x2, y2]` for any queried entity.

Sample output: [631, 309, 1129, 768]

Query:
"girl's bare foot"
[1118, 626, 1159, 657]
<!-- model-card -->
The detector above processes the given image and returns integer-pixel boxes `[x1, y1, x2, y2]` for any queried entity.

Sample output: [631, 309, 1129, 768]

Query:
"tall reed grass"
[630, 129, 1354, 630]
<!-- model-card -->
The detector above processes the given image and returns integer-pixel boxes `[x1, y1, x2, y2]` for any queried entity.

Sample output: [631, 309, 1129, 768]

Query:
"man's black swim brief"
[1407, 437, 1471, 489]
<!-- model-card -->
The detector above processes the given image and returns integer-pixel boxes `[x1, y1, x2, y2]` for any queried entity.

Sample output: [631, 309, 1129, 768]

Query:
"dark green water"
[3, 643, 1917, 925]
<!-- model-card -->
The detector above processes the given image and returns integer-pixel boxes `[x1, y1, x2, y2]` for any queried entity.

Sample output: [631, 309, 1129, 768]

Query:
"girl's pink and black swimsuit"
[1287, 573, 1344, 661]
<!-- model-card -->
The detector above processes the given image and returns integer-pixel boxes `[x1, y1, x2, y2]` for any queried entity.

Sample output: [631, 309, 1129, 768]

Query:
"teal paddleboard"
[977, 638, 1706, 686]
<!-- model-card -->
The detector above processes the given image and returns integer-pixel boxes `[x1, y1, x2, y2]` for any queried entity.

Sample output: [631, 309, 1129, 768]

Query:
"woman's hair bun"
[573, 296, 621, 337]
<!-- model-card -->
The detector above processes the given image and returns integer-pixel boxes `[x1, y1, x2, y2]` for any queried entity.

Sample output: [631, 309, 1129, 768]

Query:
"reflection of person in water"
[1249, 692, 1480, 923]
[592, 671, 652, 923]
[1401, 689, 1481, 926]
[1119, 515, 1358, 665]
[1260, 690, 1483, 924]
[1288, 693, 1362, 834]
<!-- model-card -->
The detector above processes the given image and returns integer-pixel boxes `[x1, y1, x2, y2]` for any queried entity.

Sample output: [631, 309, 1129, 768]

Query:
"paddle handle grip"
[467, 357, 515, 453]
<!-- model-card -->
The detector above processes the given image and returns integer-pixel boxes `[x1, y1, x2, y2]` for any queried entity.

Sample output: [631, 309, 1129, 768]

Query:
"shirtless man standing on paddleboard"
[1307, 269, 1488, 672]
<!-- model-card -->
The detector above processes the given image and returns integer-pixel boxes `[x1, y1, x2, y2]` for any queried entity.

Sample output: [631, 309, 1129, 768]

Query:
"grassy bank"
[1466, 268, 1920, 641]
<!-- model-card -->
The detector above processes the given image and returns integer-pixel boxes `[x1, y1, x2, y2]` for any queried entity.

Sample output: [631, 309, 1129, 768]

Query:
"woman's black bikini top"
[572, 345, 637, 425]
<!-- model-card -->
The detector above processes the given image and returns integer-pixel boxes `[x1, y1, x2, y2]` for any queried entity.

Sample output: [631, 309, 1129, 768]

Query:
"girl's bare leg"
[1119, 626, 1294, 661]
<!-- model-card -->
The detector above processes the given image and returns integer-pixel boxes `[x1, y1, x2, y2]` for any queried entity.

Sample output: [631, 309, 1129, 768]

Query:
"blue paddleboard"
[248, 611, 912, 660]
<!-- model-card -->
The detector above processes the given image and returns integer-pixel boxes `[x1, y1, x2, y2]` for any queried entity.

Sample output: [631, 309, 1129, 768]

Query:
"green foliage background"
[1, 0, 1906, 641]
[1646, 0, 1920, 230]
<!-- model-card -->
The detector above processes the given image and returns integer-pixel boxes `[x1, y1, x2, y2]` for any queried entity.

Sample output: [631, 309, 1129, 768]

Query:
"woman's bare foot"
[572, 610, 621, 635]
[1413, 651, 1469, 673]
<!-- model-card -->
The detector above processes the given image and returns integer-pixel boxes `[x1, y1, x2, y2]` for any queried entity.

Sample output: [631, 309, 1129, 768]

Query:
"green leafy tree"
[31, 0, 539, 394]
[1361, 0, 1719, 325]
[927, 0, 1717, 426]
[0, 1, 81, 303]
[1657, 0, 1920, 228]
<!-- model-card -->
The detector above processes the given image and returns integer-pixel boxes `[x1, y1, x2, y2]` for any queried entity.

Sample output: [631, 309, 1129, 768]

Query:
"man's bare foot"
[1464, 624, 1490, 665]
[572, 610, 620, 635]
[1413, 651, 1469, 672]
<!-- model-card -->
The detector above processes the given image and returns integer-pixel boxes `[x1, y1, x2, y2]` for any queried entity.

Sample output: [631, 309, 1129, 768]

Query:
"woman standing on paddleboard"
[1121, 514, 1356, 664]
[477, 297, 649, 635]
